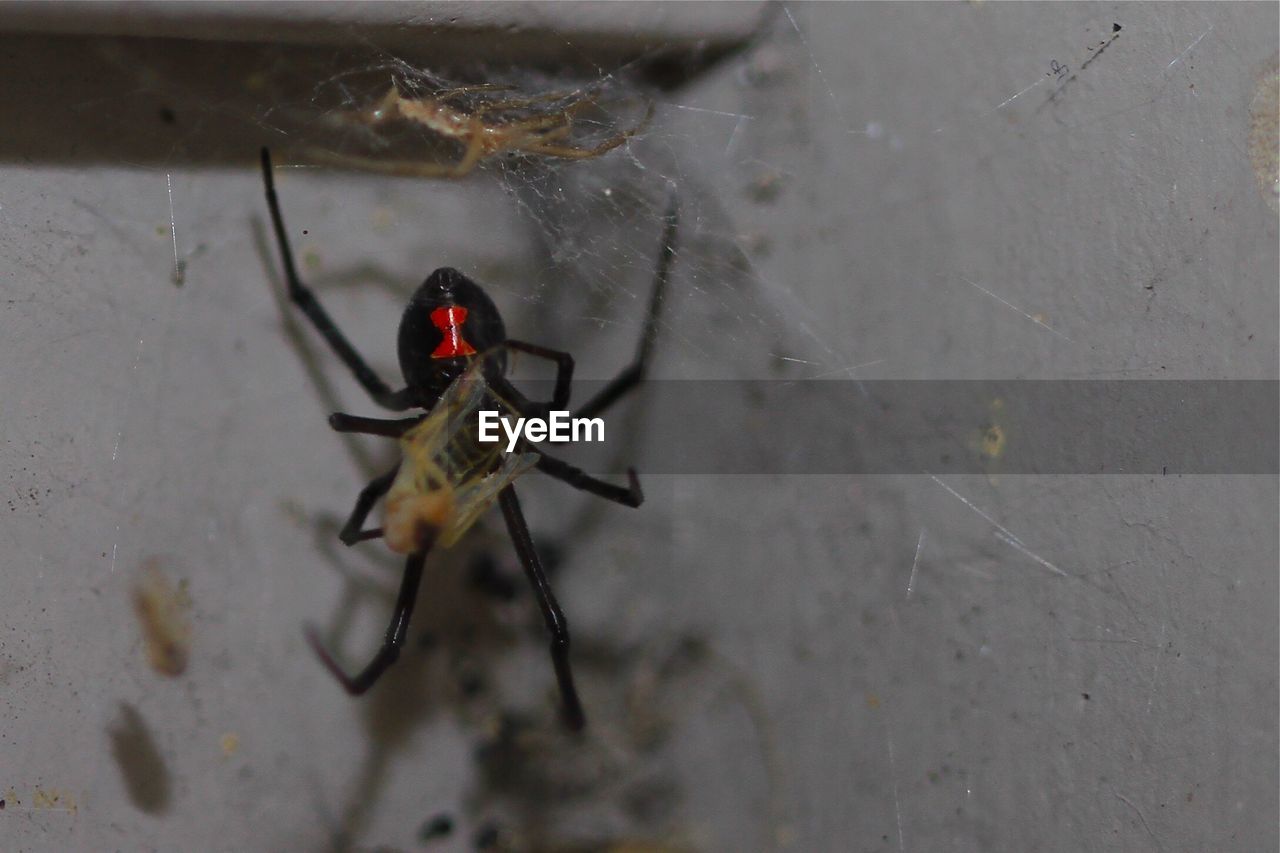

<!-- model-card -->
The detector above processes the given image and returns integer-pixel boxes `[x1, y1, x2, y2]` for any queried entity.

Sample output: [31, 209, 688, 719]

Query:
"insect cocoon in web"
[311, 81, 654, 178]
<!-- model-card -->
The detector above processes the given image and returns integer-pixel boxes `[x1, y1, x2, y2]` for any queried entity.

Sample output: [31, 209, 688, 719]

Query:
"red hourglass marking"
[429, 305, 477, 358]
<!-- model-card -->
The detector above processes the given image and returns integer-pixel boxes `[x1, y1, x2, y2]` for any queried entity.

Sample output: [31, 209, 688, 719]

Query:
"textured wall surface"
[0, 3, 1276, 851]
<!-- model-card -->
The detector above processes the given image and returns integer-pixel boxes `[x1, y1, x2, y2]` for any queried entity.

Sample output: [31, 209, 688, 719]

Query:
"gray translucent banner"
[504, 380, 1278, 475]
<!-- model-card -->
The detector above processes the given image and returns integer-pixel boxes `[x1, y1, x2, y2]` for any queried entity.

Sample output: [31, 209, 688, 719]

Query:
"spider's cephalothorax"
[261, 149, 677, 731]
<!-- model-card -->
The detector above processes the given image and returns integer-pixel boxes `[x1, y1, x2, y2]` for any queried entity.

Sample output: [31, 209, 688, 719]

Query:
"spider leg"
[304, 148, 477, 179]
[519, 99, 655, 161]
[536, 453, 642, 508]
[337, 463, 399, 546]
[499, 486, 586, 731]
[573, 192, 678, 420]
[519, 124, 575, 149]
[306, 549, 429, 694]
[520, 137, 630, 160]
[504, 340, 573, 411]
[491, 114, 573, 134]
[260, 148, 415, 410]
[328, 413, 422, 438]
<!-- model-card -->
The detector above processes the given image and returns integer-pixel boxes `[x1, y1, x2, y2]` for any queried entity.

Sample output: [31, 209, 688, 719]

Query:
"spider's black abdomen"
[398, 267, 507, 401]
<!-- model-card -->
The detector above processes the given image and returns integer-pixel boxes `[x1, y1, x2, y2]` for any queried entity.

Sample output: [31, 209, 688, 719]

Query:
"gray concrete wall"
[0, 3, 1275, 851]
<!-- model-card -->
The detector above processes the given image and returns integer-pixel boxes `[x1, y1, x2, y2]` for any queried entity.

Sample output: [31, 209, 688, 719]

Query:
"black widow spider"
[260, 149, 677, 730]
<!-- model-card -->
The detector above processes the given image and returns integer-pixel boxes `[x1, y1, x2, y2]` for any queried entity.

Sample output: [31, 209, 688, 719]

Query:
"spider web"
[0, 10, 823, 850]
[232, 25, 817, 847]
[236, 8, 857, 388]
